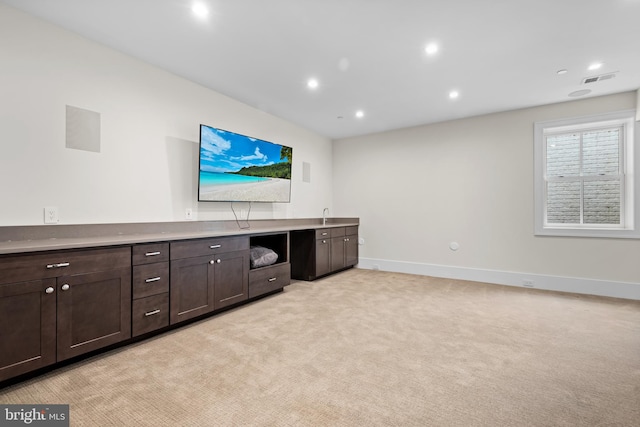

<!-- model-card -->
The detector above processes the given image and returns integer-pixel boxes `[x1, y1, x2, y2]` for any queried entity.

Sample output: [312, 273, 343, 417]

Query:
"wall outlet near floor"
[44, 206, 59, 224]
[371, 264, 380, 271]
[522, 280, 535, 288]
[185, 208, 193, 220]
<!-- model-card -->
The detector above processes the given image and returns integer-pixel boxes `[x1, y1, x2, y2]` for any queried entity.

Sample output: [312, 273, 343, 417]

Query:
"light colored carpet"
[2, 269, 639, 426]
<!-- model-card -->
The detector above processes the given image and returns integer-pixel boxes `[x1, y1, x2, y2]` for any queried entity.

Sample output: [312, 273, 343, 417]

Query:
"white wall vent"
[582, 72, 617, 84]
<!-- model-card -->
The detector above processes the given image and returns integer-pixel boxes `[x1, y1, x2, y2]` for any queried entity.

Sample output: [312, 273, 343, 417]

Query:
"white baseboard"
[357, 258, 640, 300]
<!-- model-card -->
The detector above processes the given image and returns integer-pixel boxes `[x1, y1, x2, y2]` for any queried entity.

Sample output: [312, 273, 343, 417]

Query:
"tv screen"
[198, 124, 292, 203]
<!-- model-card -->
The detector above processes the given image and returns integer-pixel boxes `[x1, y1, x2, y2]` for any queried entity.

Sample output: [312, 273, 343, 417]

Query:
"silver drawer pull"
[322, 240, 327, 244]
[321, 232, 328, 236]
[45, 287, 55, 294]
[145, 251, 161, 257]
[46, 262, 70, 269]
[145, 277, 161, 283]
[61, 284, 70, 291]
[144, 309, 161, 317]
[268, 277, 277, 282]
[209, 244, 222, 249]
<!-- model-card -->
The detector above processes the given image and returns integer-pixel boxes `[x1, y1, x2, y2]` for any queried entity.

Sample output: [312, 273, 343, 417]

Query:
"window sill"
[535, 226, 640, 239]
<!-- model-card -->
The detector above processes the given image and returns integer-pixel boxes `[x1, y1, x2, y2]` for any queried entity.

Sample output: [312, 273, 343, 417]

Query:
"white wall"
[0, 4, 332, 226]
[333, 92, 640, 297]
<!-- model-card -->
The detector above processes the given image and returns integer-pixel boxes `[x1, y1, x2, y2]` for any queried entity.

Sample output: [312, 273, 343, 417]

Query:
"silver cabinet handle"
[46, 262, 70, 269]
[61, 284, 70, 291]
[209, 244, 222, 249]
[145, 277, 161, 283]
[145, 251, 161, 257]
[268, 277, 277, 282]
[321, 232, 328, 236]
[322, 240, 327, 244]
[216, 259, 221, 263]
[210, 260, 215, 265]
[45, 287, 55, 294]
[144, 309, 161, 317]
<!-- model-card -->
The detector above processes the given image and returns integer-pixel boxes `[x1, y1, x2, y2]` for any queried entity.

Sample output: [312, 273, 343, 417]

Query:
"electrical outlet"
[522, 280, 535, 288]
[240, 209, 247, 218]
[44, 206, 59, 224]
[371, 264, 380, 271]
[185, 208, 193, 220]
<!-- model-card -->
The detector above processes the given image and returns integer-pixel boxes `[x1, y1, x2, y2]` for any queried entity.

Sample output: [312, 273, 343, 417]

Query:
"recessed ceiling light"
[557, 69, 568, 75]
[449, 90, 459, 99]
[355, 110, 365, 118]
[338, 57, 350, 71]
[192, 3, 209, 18]
[425, 43, 439, 55]
[307, 78, 319, 90]
[588, 62, 603, 71]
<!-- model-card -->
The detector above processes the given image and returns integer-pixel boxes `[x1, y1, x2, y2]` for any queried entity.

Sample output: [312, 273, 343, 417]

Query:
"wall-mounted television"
[198, 124, 292, 203]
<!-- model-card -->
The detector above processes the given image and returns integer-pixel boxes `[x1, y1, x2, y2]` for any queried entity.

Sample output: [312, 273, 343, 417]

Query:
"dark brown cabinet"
[213, 250, 249, 310]
[170, 254, 215, 324]
[170, 236, 249, 325]
[290, 229, 328, 281]
[56, 267, 131, 361]
[331, 226, 359, 271]
[0, 278, 56, 381]
[0, 247, 131, 381]
[291, 226, 358, 281]
[0, 221, 352, 384]
[131, 243, 169, 337]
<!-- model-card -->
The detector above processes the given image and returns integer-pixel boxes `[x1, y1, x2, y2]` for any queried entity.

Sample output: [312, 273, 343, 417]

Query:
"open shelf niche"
[249, 232, 289, 269]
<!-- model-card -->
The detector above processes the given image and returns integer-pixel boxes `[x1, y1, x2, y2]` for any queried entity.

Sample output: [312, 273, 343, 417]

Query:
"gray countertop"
[0, 218, 359, 255]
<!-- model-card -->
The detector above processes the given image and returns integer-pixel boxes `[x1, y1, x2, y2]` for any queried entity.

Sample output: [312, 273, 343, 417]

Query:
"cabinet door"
[214, 250, 249, 310]
[56, 267, 131, 361]
[315, 238, 331, 277]
[345, 234, 359, 267]
[330, 236, 345, 272]
[0, 279, 56, 381]
[170, 255, 215, 324]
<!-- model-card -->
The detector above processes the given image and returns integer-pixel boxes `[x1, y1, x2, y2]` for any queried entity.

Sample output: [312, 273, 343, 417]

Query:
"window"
[534, 110, 637, 238]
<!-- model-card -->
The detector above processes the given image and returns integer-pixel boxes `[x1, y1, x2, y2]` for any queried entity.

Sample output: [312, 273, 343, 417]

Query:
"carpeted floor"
[1, 269, 639, 426]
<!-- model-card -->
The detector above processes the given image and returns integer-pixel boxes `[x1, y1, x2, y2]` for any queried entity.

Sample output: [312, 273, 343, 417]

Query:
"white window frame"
[534, 109, 638, 238]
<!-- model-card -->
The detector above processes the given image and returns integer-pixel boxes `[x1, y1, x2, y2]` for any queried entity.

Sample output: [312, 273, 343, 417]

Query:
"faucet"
[323, 208, 329, 226]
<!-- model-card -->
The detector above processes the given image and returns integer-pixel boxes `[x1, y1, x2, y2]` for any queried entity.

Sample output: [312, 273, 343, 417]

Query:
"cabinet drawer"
[249, 263, 291, 298]
[0, 247, 131, 285]
[132, 243, 169, 265]
[315, 229, 332, 239]
[330, 227, 346, 237]
[346, 226, 358, 236]
[171, 236, 249, 260]
[132, 293, 169, 337]
[132, 262, 169, 299]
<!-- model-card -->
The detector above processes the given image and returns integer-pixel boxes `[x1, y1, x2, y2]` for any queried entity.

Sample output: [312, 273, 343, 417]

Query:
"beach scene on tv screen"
[199, 126, 292, 202]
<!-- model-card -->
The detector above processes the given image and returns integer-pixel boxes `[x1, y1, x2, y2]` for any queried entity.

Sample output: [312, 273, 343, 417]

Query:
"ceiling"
[3, 0, 640, 139]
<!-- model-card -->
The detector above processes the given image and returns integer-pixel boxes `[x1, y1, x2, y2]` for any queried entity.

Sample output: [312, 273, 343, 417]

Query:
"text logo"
[0, 405, 69, 427]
